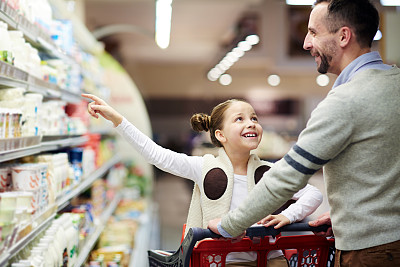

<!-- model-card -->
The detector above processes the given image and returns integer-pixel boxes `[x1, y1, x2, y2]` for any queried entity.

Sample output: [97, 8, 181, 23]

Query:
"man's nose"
[303, 33, 312, 50]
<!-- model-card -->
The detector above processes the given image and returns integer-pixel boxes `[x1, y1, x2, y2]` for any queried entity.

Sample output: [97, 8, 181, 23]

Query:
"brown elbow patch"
[254, 165, 271, 184]
[204, 168, 228, 200]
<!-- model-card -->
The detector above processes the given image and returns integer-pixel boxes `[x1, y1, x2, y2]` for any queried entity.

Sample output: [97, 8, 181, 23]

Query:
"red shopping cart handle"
[148, 223, 331, 267]
[204, 223, 330, 239]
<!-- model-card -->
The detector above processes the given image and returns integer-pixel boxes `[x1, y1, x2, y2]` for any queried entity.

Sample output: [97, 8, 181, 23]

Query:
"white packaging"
[0, 166, 11, 190]
[11, 164, 40, 190]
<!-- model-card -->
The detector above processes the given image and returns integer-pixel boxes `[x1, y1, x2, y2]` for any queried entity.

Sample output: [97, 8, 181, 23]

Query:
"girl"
[82, 94, 323, 267]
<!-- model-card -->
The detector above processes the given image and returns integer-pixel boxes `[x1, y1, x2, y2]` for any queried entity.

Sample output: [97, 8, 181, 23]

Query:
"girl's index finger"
[81, 94, 104, 104]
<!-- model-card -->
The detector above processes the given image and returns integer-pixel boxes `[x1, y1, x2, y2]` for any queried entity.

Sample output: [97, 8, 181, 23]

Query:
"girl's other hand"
[257, 214, 290, 229]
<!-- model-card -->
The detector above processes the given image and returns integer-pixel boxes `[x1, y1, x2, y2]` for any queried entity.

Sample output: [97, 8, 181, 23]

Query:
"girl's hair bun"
[190, 113, 210, 132]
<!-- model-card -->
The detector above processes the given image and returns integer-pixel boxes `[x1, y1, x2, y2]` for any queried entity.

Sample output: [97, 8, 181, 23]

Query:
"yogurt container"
[11, 164, 40, 190]
[0, 192, 17, 223]
[0, 166, 11, 191]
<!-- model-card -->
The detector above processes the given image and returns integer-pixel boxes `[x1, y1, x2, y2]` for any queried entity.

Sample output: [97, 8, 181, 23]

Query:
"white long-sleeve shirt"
[115, 117, 323, 224]
[116, 117, 323, 261]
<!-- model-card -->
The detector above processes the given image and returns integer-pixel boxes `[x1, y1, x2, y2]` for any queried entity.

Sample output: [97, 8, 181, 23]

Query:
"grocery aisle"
[153, 174, 192, 250]
[153, 171, 330, 251]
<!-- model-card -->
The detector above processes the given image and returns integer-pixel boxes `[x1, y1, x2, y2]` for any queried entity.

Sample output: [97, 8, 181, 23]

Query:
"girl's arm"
[82, 94, 203, 182]
[258, 183, 323, 228]
[280, 183, 323, 223]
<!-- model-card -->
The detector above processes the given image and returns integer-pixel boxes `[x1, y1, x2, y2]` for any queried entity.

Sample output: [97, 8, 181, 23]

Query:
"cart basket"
[148, 223, 335, 267]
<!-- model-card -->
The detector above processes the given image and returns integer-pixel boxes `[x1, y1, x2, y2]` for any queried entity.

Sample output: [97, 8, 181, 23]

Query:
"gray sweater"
[221, 66, 400, 250]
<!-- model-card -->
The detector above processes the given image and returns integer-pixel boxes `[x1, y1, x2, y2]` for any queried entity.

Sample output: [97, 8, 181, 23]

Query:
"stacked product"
[9, 212, 83, 267]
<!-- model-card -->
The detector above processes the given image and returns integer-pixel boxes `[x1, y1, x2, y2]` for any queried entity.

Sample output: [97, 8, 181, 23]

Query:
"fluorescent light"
[207, 34, 260, 82]
[237, 41, 252, 52]
[246, 34, 260, 45]
[207, 70, 219, 81]
[374, 30, 382, 41]
[232, 48, 245, 58]
[219, 74, 232, 86]
[267, 75, 281, 87]
[155, 0, 173, 49]
[316, 74, 330, 86]
[380, 0, 400, 6]
[286, 0, 315, 5]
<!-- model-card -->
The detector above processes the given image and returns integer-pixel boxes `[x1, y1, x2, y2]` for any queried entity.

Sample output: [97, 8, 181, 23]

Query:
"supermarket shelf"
[74, 192, 122, 267]
[48, 0, 104, 55]
[0, 156, 121, 266]
[41, 135, 89, 151]
[0, 60, 82, 103]
[57, 154, 121, 212]
[0, 2, 18, 29]
[0, 135, 89, 163]
[0, 4, 73, 63]
[0, 211, 56, 266]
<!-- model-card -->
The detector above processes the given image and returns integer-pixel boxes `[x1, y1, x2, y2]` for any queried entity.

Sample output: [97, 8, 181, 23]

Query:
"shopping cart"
[148, 223, 335, 267]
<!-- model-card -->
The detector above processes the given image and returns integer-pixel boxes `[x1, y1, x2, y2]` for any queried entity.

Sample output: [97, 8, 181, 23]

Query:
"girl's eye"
[252, 117, 258, 122]
[235, 117, 243, 122]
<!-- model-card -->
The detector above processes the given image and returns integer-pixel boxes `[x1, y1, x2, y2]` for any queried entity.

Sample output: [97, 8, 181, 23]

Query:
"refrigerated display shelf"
[0, 135, 88, 163]
[0, 156, 121, 266]
[0, 212, 56, 266]
[48, 0, 104, 55]
[56, 154, 121, 212]
[0, 4, 73, 64]
[0, 60, 82, 103]
[74, 192, 122, 267]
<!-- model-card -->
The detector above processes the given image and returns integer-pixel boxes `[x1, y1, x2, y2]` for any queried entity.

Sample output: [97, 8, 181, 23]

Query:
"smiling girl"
[82, 94, 322, 267]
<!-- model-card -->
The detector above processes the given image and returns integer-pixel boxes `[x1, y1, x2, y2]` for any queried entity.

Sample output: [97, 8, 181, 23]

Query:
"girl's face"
[215, 101, 262, 154]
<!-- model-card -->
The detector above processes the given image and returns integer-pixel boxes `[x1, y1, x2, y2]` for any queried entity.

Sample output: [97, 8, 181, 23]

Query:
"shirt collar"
[332, 51, 387, 88]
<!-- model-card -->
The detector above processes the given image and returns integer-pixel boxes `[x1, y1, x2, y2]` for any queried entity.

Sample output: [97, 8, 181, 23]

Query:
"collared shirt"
[333, 51, 392, 88]
[217, 51, 392, 239]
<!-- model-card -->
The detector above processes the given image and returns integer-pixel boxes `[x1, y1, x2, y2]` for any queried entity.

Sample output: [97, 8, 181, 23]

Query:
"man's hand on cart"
[208, 217, 246, 242]
[308, 211, 334, 237]
[257, 214, 290, 229]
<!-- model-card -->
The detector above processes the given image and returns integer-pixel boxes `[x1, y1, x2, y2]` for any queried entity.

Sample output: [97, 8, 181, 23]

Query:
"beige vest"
[185, 148, 273, 235]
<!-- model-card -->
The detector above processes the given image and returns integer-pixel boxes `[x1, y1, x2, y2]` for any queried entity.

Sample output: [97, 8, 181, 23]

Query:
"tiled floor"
[153, 172, 330, 251]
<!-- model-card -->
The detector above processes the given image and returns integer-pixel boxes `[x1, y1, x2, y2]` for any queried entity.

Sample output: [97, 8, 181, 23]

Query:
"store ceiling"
[84, 0, 265, 65]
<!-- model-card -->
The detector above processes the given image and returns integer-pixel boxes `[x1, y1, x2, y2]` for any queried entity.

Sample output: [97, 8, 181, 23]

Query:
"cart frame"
[148, 223, 335, 267]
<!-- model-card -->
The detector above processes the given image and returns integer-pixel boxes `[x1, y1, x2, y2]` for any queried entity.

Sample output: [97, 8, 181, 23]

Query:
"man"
[208, 0, 400, 266]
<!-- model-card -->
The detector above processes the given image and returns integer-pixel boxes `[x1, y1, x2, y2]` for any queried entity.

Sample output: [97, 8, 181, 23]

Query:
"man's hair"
[314, 0, 379, 48]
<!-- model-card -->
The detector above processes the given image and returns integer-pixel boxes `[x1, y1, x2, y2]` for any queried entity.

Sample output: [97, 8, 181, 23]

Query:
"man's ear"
[215, 129, 226, 143]
[338, 26, 352, 48]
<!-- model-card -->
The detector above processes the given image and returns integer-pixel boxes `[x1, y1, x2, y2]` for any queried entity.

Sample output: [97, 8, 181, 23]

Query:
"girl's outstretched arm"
[82, 93, 203, 182]
[82, 93, 123, 127]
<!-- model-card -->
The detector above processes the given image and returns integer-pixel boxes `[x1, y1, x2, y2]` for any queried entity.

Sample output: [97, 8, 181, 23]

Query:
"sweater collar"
[333, 51, 390, 89]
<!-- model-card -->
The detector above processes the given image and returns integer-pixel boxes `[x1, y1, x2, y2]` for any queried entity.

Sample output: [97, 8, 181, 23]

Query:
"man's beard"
[317, 53, 332, 74]
[316, 40, 336, 74]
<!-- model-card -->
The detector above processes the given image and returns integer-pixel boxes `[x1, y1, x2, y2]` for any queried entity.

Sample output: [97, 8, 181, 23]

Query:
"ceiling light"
[207, 70, 219, 81]
[267, 75, 281, 87]
[245, 34, 260, 45]
[286, 0, 314, 5]
[380, 0, 400, 6]
[221, 59, 234, 67]
[374, 30, 382, 41]
[155, 0, 173, 49]
[237, 41, 252, 52]
[232, 47, 245, 58]
[219, 74, 232, 86]
[316, 74, 330, 86]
